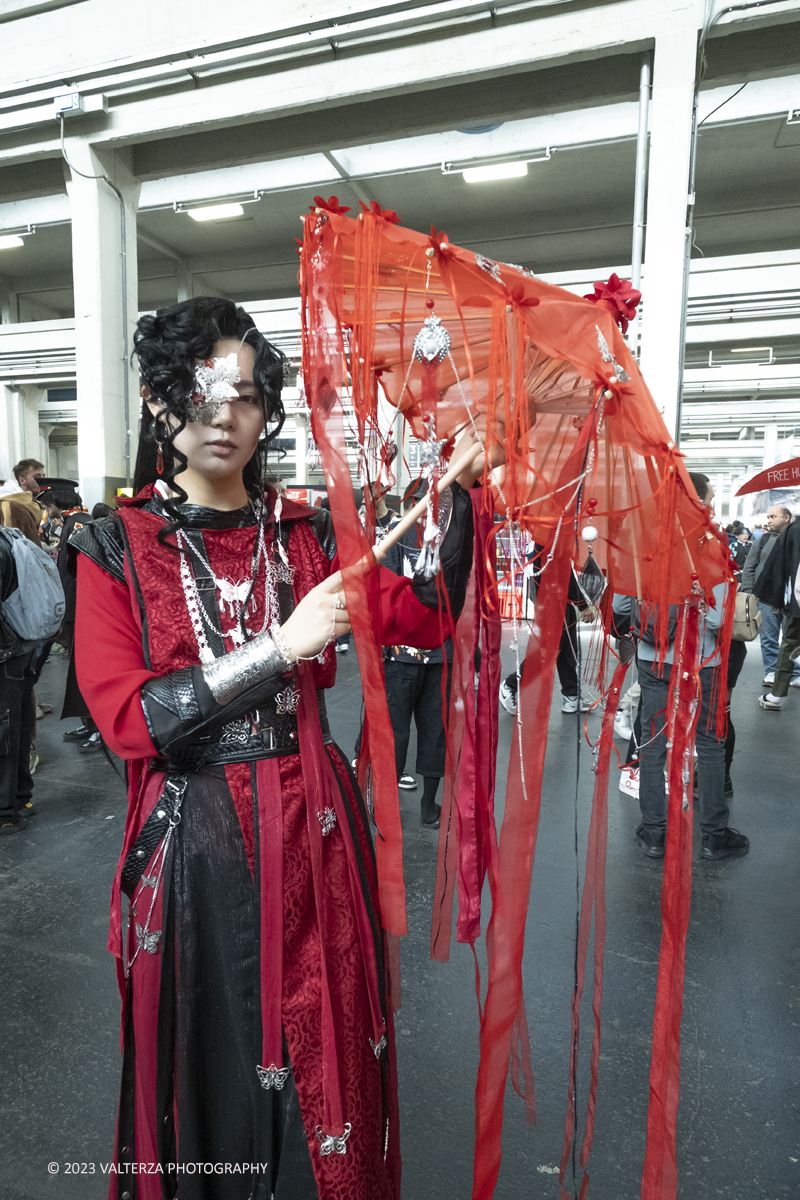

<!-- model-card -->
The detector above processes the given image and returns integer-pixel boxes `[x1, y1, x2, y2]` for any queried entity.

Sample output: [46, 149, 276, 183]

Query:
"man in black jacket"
[0, 530, 38, 833]
[741, 505, 798, 686]
[755, 514, 800, 710]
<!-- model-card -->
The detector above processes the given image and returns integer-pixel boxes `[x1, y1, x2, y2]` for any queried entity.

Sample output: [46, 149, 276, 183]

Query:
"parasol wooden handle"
[374, 441, 484, 561]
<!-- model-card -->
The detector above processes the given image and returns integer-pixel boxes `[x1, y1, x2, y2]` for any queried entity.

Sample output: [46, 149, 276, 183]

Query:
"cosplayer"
[71, 298, 482, 1200]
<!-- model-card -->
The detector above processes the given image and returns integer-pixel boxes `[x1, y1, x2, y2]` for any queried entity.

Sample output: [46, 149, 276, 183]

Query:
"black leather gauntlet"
[141, 632, 293, 756]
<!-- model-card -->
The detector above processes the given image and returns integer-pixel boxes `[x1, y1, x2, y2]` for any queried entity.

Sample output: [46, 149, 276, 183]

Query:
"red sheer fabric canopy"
[300, 205, 735, 1200]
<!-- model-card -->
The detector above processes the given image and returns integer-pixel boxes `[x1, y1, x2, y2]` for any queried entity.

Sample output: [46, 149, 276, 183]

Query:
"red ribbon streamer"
[640, 595, 702, 1198]
[559, 655, 630, 1198]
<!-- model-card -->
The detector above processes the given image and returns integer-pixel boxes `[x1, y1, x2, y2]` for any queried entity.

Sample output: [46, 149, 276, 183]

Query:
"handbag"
[732, 590, 762, 642]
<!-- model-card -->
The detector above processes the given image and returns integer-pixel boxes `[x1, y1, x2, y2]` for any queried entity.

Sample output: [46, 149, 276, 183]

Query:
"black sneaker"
[79, 732, 102, 753]
[398, 774, 417, 791]
[17, 800, 36, 819]
[0, 817, 23, 835]
[701, 828, 749, 860]
[64, 724, 92, 743]
[635, 824, 666, 859]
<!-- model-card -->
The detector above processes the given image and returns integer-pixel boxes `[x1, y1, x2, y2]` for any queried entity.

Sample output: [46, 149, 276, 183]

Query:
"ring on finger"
[334, 592, 345, 610]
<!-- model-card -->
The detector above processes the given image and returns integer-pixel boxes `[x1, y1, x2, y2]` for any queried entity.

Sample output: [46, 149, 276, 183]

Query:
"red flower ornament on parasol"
[359, 199, 402, 224]
[309, 195, 352, 215]
[584, 272, 642, 333]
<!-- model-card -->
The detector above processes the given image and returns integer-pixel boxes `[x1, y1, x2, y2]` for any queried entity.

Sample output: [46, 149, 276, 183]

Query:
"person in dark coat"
[0, 505, 40, 832]
[755, 514, 800, 710]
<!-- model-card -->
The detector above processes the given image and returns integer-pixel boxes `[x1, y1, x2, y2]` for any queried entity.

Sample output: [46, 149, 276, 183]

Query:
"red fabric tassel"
[255, 757, 285, 1075]
[471, 530, 574, 1200]
[640, 594, 702, 1199]
[559, 655, 629, 1198]
[295, 662, 345, 1136]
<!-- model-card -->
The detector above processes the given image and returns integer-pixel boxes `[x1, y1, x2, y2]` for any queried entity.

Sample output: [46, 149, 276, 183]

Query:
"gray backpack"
[0, 527, 65, 642]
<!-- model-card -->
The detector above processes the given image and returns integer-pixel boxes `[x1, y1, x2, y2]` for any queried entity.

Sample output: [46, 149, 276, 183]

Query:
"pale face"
[17, 466, 45, 495]
[702, 483, 715, 508]
[145, 339, 265, 485]
[766, 505, 791, 533]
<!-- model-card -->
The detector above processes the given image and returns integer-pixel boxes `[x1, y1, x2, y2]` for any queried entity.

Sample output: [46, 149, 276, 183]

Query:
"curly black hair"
[132, 298, 286, 544]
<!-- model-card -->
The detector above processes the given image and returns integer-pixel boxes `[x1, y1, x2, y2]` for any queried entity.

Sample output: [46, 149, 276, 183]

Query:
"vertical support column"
[65, 141, 140, 507]
[763, 423, 778, 469]
[394, 413, 409, 500]
[176, 262, 192, 303]
[638, 29, 698, 438]
[0, 386, 42, 480]
[294, 412, 308, 485]
[0, 275, 16, 324]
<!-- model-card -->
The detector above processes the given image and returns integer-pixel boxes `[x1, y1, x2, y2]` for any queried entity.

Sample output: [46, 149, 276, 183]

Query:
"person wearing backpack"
[0, 508, 65, 832]
[624, 474, 749, 862]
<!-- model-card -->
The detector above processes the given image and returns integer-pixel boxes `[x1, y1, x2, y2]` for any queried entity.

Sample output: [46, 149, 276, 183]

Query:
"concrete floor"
[1, 636, 798, 1200]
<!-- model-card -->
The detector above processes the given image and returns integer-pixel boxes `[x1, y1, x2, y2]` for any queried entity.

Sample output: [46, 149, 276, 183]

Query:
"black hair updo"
[132, 298, 286, 535]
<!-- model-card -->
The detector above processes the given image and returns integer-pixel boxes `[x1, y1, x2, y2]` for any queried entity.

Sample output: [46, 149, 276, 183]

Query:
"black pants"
[384, 659, 450, 779]
[638, 659, 728, 838]
[504, 606, 580, 699]
[0, 649, 37, 820]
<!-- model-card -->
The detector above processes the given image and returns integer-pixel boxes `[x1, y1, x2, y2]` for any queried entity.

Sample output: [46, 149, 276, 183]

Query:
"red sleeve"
[75, 556, 159, 760]
[374, 566, 454, 648]
[332, 552, 452, 649]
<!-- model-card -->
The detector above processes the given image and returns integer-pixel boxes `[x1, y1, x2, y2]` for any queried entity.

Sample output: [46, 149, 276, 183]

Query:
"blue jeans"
[758, 602, 800, 678]
[638, 659, 728, 839]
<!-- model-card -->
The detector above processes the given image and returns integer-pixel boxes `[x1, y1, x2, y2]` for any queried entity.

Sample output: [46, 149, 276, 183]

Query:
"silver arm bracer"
[201, 631, 292, 705]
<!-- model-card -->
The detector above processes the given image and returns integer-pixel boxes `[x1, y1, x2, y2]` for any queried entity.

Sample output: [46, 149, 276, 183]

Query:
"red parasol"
[300, 204, 735, 1200]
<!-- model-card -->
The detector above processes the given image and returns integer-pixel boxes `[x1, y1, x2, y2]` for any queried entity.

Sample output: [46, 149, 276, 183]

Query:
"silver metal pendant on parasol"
[413, 315, 451, 364]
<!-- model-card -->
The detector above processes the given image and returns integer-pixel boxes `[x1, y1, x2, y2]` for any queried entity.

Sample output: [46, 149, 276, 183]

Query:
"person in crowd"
[726, 521, 752, 572]
[622, 473, 748, 861]
[756, 505, 800, 710]
[91, 502, 116, 520]
[69, 297, 481, 1197]
[498, 548, 594, 717]
[0, 458, 46, 499]
[741, 504, 799, 688]
[380, 485, 449, 826]
[0, 502, 42, 832]
[33, 482, 101, 751]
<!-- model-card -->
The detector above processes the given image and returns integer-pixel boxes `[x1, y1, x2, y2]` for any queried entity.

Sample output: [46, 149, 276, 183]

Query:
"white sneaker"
[613, 711, 633, 741]
[762, 671, 775, 687]
[619, 765, 639, 798]
[335, 643, 349, 654]
[398, 774, 417, 790]
[790, 678, 800, 689]
[499, 681, 517, 715]
[562, 693, 593, 714]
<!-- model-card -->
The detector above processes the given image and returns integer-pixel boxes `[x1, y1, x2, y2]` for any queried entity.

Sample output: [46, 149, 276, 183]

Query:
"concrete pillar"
[0, 275, 16, 324]
[0, 385, 42, 480]
[763, 423, 778, 469]
[65, 140, 140, 507]
[395, 413, 409, 500]
[176, 262, 192, 303]
[638, 27, 698, 437]
[39, 422, 55, 475]
[294, 413, 308, 485]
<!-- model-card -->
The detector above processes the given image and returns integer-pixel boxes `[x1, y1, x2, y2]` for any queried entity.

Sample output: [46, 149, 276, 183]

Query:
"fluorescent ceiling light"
[187, 202, 244, 222]
[0, 234, 24, 250]
[463, 161, 528, 183]
[730, 346, 771, 353]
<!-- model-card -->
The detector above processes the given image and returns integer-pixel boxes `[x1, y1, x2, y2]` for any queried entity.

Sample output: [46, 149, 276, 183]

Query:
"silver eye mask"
[187, 353, 241, 424]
